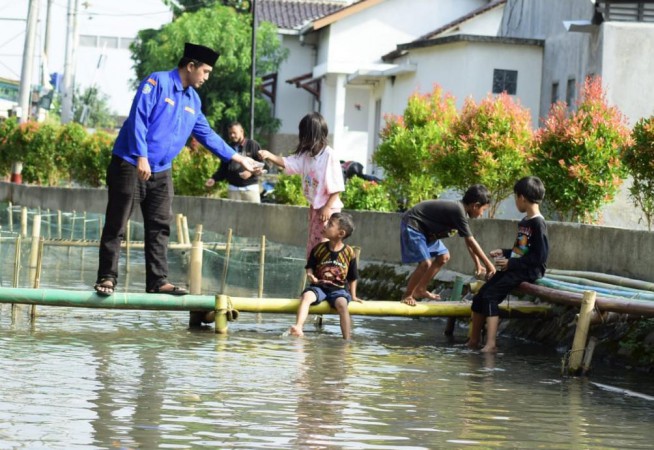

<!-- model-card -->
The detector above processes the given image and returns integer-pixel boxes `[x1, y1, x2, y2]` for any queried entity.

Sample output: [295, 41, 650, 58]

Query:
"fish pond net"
[0, 202, 308, 298]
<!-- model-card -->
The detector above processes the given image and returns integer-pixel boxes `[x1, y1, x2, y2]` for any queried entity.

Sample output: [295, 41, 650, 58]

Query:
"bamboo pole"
[176, 214, 184, 243]
[188, 226, 203, 295]
[12, 236, 21, 287]
[258, 235, 266, 299]
[126, 219, 131, 272]
[581, 336, 597, 376]
[182, 215, 190, 245]
[57, 210, 62, 239]
[8, 201, 13, 232]
[82, 211, 87, 240]
[215, 294, 229, 334]
[20, 207, 27, 237]
[30, 237, 45, 319]
[220, 228, 233, 294]
[45, 208, 51, 239]
[70, 210, 76, 240]
[568, 290, 596, 375]
[28, 214, 41, 287]
[0, 287, 550, 317]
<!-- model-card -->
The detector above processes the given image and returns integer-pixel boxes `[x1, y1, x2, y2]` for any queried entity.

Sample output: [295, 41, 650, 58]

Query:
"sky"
[0, 0, 172, 115]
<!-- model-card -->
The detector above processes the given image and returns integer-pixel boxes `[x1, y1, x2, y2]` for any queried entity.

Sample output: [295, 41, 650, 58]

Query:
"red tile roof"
[258, 0, 349, 31]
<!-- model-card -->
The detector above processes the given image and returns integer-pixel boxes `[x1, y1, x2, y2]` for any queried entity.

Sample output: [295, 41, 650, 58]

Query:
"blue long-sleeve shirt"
[112, 69, 235, 173]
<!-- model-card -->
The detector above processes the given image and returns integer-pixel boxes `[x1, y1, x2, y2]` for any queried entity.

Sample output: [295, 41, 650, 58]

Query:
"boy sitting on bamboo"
[468, 176, 549, 353]
[289, 212, 362, 340]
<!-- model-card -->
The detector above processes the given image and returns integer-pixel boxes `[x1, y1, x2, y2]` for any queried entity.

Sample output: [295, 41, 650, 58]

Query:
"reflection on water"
[1, 308, 653, 449]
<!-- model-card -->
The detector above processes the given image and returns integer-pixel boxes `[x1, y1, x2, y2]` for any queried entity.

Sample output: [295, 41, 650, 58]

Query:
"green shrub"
[272, 174, 308, 205]
[624, 116, 654, 230]
[172, 144, 221, 196]
[342, 177, 395, 212]
[533, 77, 631, 223]
[72, 130, 115, 187]
[432, 92, 534, 217]
[0, 118, 20, 177]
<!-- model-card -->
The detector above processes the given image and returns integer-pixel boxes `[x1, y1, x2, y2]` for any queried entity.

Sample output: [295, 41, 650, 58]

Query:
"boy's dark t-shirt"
[502, 214, 548, 279]
[305, 241, 358, 292]
[403, 200, 472, 243]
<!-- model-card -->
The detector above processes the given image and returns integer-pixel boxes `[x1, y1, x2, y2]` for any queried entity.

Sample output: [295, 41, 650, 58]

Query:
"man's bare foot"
[400, 297, 417, 306]
[481, 345, 497, 353]
[414, 290, 441, 300]
[289, 325, 304, 337]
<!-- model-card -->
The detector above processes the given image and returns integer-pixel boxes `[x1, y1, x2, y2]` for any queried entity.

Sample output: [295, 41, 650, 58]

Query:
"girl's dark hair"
[295, 112, 329, 157]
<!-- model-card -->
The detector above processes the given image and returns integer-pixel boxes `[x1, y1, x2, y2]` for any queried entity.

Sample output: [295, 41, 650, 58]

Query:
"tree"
[131, 4, 287, 139]
[374, 85, 457, 209]
[624, 117, 654, 230]
[532, 77, 632, 223]
[432, 93, 534, 218]
[161, 0, 251, 16]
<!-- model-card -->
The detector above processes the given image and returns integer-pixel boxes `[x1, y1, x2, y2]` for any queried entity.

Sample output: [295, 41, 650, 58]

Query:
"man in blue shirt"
[95, 43, 260, 296]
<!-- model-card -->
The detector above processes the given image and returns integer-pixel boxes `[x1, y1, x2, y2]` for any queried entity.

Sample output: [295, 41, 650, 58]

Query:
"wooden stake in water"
[258, 235, 266, 299]
[220, 228, 233, 294]
[21, 207, 28, 238]
[182, 215, 190, 245]
[189, 225, 203, 295]
[125, 220, 131, 273]
[8, 201, 13, 232]
[215, 294, 229, 334]
[31, 237, 45, 319]
[176, 214, 184, 244]
[28, 215, 41, 287]
[568, 290, 597, 375]
[45, 208, 51, 239]
[57, 210, 62, 239]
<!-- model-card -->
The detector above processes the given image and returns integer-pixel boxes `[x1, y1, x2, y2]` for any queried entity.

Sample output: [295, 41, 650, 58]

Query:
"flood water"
[1, 206, 654, 448]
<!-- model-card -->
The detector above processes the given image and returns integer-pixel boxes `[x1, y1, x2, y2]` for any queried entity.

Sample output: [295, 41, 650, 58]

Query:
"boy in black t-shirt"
[400, 185, 496, 306]
[290, 212, 362, 340]
[469, 176, 549, 353]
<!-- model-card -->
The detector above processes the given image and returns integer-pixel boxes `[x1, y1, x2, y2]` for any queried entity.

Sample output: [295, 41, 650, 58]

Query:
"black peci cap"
[183, 43, 220, 67]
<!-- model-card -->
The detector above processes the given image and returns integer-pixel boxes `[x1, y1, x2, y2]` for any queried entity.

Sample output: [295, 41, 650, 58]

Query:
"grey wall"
[2, 181, 653, 282]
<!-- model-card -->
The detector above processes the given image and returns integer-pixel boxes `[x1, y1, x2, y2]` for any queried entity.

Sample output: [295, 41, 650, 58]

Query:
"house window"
[566, 78, 576, 108]
[492, 69, 518, 95]
[551, 82, 559, 104]
[79, 35, 98, 47]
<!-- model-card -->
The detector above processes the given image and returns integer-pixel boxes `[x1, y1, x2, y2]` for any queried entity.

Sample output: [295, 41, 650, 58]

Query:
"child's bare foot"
[480, 345, 497, 353]
[414, 290, 441, 301]
[467, 340, 480, 350]
[400, 297, 417, 306]
[289, 325, 304, 337]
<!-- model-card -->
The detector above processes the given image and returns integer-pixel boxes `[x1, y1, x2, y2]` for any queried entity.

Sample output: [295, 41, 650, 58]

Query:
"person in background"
[469, 176, 548, 353]
[289, 212, 362, 340]
[400, 185, 496, 306]
[205, 121, 264, 203]
[94, 42, 260, 297]
[259, 112, 345, 257]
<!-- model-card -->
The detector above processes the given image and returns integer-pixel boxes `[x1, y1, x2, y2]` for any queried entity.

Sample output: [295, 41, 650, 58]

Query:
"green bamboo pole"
[0, 287, 550, 317]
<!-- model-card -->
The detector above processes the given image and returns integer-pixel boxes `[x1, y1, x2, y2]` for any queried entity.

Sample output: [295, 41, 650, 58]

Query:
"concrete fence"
[2, 181, 653, 282]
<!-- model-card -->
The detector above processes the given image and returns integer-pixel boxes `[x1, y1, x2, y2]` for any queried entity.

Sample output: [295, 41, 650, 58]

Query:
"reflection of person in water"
[292, 340, 352, 447]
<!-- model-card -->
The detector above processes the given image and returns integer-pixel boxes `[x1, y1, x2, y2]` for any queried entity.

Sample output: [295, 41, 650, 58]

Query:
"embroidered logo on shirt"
[165, 98, 175, 106]
[184, 106, 195, 114]
[142, 84, 152, 94]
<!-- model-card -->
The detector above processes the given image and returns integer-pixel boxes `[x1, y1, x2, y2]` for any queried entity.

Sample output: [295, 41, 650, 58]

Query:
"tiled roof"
[258, 0, 350, 31]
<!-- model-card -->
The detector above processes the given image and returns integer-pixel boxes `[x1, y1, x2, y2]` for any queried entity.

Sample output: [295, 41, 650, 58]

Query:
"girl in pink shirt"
[259, 112, 345, 256]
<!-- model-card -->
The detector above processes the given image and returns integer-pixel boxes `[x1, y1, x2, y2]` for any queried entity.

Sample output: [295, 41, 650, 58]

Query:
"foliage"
[271, 174, 308, 206]
[0, 117, 20, 177]
[72, 130, 115, 187]
[618, 319, 654, 366]
[533, 77, 632, 223]
[49, 86, 117, 129]
[374, 85, 456, 209]
[172, 144, 222, 196]
[162, 0, 252, 16]
[432, 93, 534, 218]
[623, 117, 654, 230]
[3, 121, 62, 185]
[131, 4, 287, 138]
[342, 177, 395, 212]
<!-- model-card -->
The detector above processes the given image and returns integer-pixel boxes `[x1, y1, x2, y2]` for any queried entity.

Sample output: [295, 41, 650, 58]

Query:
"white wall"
[386, 41, 543, 129]
[274, 35, 316, 135]
[601, 22, 654, 126]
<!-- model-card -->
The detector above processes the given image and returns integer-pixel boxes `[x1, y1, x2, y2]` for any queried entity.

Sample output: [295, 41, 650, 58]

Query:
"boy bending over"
[290, 212, 362, 339]
[469, 176, 549, 352]
[400, 185, 496, 306]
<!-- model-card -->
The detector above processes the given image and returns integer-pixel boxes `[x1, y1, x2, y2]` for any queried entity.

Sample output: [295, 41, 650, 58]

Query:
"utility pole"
[43, 0, 53, 86]
[249, 0, 257, 140]
[61, 0, 80, 123]
[18, 0, 40, 125]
